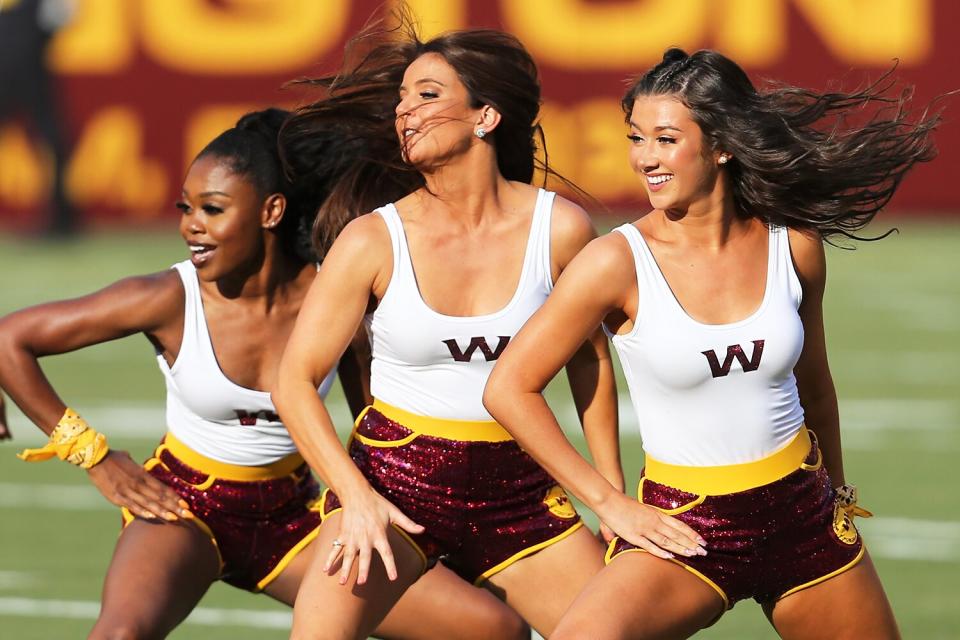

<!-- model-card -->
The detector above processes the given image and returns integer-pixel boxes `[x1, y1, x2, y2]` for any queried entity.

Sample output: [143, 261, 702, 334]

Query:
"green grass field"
[1, 222, 958, 639]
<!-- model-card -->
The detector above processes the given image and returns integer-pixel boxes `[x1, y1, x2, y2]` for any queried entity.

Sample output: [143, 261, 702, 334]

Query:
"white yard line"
[0, 596, 293, 629]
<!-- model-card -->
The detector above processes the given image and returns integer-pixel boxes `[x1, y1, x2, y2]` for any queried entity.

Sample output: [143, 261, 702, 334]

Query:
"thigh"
[766, 550, 900, 640]
[379, 564, 528, 640]
[552, 551, 724, 640]
[290, 512, 424, 640]
[485, 524, 604, 637]
[89, 519, 220, 640]
[266, 536, 528, 640]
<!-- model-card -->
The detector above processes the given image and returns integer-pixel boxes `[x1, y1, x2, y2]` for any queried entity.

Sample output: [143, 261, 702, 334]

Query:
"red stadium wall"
[1, 0, 957, 231]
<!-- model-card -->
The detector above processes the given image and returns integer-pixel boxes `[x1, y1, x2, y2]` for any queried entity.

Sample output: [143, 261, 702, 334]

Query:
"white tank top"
[157, 261, 335, 465]
[366, 189, 556, 421]
[606, 224, 806, 466]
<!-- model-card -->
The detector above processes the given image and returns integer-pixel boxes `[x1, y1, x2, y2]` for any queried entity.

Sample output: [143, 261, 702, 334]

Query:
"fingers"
[324, 538, 344, 573]
[637, 524, 706, 560]
[89, 452, 193, 521]
[373, 538, 398, 582]
[635, 535, 676, 560]
[338, 543, 357, 586]
[389, 508, 424, 535]
[142, 474, 193, 519]
[659, 514, 708, 554]
[329, 536, 399, 585]
[599, 522, 616, 544]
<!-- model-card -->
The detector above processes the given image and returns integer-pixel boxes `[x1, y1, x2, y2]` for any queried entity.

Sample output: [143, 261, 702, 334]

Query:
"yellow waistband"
[371, 400, 513, 442]
[161, 432, 305, 481]
[644, 426, 814, 495]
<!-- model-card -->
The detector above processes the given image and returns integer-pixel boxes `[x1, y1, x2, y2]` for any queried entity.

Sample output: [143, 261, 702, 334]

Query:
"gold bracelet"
[17, 408, 110, 469]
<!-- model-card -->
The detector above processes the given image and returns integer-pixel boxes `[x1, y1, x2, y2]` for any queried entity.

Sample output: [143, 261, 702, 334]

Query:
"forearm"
[0, 338, 68, 433]
[273, 379, 372, 501]
[802, 388, 844, 487]
[490, 389, 621, 514]
[566, 348, 623, 492]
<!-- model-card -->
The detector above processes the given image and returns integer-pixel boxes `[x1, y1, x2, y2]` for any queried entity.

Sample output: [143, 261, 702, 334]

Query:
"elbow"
[271, 374, 293, 419]
[482, 370, 507, 423]
[0, 316, 25, 376]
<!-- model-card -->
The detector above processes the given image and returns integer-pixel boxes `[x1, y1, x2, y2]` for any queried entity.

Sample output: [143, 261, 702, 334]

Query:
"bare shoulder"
[326, 212, 391, 260]
[551, 194, 595, 241]
[549, 194, 597, 271]
[786, 226, 826, 289]
[564, 232, 636, 285]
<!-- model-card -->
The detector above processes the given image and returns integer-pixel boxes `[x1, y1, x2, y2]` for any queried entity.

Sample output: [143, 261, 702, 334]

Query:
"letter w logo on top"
[442, 336, 511, 362]
[701, 340, 765, 378]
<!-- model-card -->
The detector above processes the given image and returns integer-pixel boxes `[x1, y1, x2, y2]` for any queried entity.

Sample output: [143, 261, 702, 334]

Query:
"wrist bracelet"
[17, 408, 110, 469]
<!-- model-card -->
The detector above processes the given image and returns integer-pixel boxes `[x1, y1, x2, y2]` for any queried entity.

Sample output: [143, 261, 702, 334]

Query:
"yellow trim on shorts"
[120, 505, 225, 573]
[162, 431, 305, 481]
[255, 524, 322, 592]
[777, 544, 865, 600]
[371, 400, 513, 442]
[314, 488, 429, 576]
[605, 537, 730, 609]
[645, 426, 812, 495]
[474, 520, 585, 585]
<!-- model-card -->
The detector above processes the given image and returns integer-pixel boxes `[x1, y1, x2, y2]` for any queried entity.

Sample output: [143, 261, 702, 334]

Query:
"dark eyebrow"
[198, 191, 231, 198]
[627, 121, 683, 133]
[399, 77, 447, 94]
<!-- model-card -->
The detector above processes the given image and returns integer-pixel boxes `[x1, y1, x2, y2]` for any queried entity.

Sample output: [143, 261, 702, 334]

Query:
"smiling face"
[627, 95, 725, 213]
[395, 52, 483, 170]
[177, 154, 268, 281]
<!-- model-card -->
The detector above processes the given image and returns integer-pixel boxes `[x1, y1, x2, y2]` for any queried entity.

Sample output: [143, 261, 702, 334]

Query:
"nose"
[181, 213, 204, 235]
[637, 142, 659, 172]
[395, 96, 413, 118]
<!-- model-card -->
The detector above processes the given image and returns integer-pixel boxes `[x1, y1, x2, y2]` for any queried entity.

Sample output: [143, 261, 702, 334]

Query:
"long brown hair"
[624, 48, 944, 242]
[280, 9, 557, 259]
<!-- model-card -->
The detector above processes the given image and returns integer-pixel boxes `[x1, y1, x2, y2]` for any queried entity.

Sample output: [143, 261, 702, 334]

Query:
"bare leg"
[289, 512, 424, 640]
[265, 538, 528, 640]
[552, 552, 724, 640]
[485, 525, 604, 637]
[88, 519, 220, 640]
[766, 550, 900, 640]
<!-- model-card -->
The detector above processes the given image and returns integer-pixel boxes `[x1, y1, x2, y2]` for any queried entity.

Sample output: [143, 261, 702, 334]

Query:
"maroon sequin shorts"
[606, 428, 865, 608]
[121, 432, 322, 592]
[320, 402, 584, 584]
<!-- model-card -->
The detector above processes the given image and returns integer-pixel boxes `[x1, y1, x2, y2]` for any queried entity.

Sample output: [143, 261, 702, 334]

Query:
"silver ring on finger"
[661, 535, 669, 547]
[331, 539, 344, 548]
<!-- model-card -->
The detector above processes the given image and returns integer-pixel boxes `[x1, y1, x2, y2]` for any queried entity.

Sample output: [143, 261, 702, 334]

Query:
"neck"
[214, 241, 309, 304]
[417, 144, 508, 227]
[660, 179, 747, 250]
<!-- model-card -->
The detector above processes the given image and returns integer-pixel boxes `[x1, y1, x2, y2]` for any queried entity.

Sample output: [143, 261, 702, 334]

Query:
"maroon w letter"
[442, 336, 511, 362]
[701, 340, 765, 378]
[235, 410, 280, 426]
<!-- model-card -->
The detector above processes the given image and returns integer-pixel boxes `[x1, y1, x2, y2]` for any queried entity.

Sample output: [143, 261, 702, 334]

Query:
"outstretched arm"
[0, 272, 190, 520]
[486, 233, 706, 558]
[274, 214, 422, 586]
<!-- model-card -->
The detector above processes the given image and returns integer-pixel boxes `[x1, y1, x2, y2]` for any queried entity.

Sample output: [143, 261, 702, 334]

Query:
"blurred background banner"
[1, 0, 957, 232]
